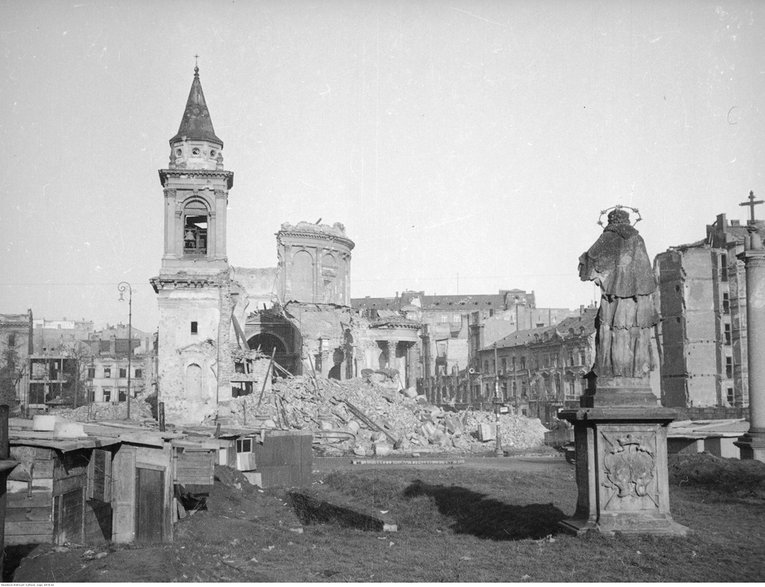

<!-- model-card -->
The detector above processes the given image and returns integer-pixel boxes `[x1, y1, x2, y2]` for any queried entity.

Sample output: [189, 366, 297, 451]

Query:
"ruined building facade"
[151, 68, 422, 424]
[655, 212, 765, 412]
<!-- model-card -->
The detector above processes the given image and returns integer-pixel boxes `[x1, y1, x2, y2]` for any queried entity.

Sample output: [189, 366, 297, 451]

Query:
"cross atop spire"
[739, 190, 764, 224]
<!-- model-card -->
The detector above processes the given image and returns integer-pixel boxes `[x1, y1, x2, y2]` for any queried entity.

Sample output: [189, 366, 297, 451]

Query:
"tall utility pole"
[118, 282, 132, 420]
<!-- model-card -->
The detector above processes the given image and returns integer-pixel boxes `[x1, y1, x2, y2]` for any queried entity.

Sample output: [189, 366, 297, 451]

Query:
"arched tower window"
[183, 200, 209, 256]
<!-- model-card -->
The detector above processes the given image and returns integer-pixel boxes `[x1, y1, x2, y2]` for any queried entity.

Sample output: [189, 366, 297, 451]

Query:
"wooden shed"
[83, 424, 180, 545]
[6, 434, 119, 547]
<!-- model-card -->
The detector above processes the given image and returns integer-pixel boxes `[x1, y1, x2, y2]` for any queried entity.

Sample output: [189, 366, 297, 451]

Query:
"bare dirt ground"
[9, 452, 765, 583]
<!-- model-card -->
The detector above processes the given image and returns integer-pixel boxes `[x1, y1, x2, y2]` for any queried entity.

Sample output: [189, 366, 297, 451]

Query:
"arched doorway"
[247, 333, 293, 377]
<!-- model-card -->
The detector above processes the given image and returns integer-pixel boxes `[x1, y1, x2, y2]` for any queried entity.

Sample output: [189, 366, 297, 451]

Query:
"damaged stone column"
[736, 222, 765, 462]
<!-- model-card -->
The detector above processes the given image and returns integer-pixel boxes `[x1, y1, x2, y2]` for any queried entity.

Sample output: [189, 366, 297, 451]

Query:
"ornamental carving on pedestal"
[602, 433, 656, 500]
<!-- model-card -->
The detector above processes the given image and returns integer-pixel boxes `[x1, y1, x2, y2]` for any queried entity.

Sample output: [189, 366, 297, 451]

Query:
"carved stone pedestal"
[557, 407, 688, 536]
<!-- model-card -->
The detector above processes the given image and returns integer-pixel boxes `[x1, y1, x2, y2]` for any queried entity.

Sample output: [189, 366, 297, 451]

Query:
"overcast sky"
[1, 0, 764, 331]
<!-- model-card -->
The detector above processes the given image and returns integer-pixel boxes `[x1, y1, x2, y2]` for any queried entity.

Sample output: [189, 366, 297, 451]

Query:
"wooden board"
[84, 500, 112, 544]
[111, 445, 136, 544]
[5, 520, 54, 540]
[135, 467, 164, 544]
[5, 507, 52, 522]
[7, 492, 52, 508]
[53, 473, 86, 497]
[87, 449, 112, 502]
[175, 450, 215, 485]
[32, 459, 54, 479]
[6, 533, 53, 546]
[53, 488, 84, 545]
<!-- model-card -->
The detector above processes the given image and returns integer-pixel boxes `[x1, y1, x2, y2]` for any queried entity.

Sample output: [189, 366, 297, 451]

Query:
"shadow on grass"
[403, 479, 566, 540]
[287, 491, 386, 531]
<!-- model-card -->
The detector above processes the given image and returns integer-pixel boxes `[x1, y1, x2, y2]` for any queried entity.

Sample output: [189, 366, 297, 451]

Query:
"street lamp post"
[494, 344, 503, 456]
[118, 281, 132, 420]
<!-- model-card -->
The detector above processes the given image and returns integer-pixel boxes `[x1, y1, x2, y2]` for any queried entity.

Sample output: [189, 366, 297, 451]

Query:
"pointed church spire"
[170, 64, 223, 146]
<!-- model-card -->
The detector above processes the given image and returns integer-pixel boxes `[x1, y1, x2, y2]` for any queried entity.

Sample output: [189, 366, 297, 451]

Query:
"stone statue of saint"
[578, 208, 658, 381]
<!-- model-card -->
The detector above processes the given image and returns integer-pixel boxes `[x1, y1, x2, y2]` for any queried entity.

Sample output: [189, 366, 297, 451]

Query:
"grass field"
[12, 453, 765, 582]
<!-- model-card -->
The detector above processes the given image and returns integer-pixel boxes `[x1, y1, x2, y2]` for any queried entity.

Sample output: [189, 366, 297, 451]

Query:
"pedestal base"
[735, 431, 765, 463]
[557, 407, 688, 537]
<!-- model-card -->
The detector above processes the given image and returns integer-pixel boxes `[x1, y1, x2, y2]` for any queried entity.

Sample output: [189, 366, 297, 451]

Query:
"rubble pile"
[212, 373, 548, 456]
[55, 398, 154, 422]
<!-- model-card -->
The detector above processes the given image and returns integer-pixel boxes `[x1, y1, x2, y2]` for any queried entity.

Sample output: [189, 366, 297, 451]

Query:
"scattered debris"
[208, 374, 548, 455]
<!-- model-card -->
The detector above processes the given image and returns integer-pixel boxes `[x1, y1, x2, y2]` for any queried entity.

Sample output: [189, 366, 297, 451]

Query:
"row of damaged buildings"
[0, 314, 156, 415]
[148, 65, 592, 426]
[7, 65, 759, 427]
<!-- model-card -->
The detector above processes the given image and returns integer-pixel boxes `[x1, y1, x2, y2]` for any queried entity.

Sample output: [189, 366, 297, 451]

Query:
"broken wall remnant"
[276, 222, 354, 306]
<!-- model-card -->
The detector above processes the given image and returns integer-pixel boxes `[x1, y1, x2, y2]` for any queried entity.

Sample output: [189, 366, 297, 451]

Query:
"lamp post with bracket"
[117, 281, 132, 420]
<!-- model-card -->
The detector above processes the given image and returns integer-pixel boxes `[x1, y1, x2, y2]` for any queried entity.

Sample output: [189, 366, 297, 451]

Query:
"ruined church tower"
[150, 65, 235, 423]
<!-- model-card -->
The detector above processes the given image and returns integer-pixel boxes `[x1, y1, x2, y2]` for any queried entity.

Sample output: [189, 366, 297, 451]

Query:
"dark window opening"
[724, 323, 731, 345]
[119, 368, 127, 378]
[104, 367, 111, 378]
[183, 201, 209, 256]
[722, 292, 730, 314]
[725, 357, 733, 379]
[191, 321, 198, 335]
[237, 438, 253, 453]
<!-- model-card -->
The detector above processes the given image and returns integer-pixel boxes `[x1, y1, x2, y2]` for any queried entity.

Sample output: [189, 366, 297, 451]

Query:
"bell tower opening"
[183, 200, 209, 257]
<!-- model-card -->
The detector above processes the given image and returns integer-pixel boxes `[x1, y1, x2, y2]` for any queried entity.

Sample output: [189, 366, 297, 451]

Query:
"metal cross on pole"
[739, 190, 764, 224]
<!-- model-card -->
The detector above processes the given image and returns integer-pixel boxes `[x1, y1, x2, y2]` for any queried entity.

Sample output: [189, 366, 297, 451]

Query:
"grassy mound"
[668, 453, 765, 500]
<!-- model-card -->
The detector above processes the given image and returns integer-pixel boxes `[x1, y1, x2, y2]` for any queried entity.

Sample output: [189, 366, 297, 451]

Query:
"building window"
[191, 321, 198, 335]
[135, 369, 143, 379]
[103, 367, 111, 378]
[520, 356, 526, 370]
[724, 323, 731, 346]
[721, 254, 728, 282]
[7, 333, 16, 347]
[726, 387, 735, 405]
[483, 360, 489, 373]
[501, 357, 507, 373]
[722, 292, 730, 314]
[119, 368, 127, 378]
[725, 357, 733, 379]
[237, 438, 253, 453]
[118, 388, 127, 402]
[103, 388, 112, 402]
[87, 367, 95, 379]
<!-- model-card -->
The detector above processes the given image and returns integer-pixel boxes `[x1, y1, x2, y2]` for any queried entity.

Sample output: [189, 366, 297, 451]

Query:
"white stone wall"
[157, 287, 222, 423]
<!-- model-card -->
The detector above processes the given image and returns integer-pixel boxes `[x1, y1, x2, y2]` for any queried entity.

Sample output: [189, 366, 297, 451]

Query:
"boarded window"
[175, 449, 214, 486]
